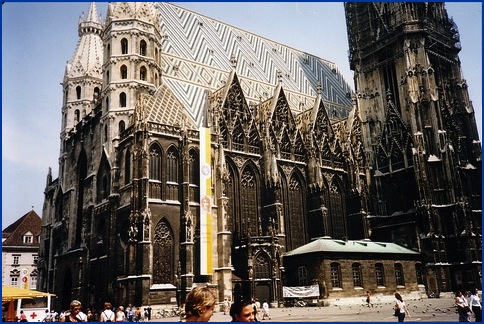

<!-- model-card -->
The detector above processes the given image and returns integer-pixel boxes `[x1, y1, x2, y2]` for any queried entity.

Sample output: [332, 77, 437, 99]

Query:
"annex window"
[352, 262, 363, 287]
[121, 38, 128, 54]
[140, 66, 147, 81]
[11, 277, 18, 287]
[119, 92, 127, 107]
[298, 266, 308, 286]
[415, 263, 424, 285]
[13, 255, 20, 265]
[394, 263, 405, 286]
[33, 255, 39, 265]
[120, 65, 128, 79]
[330, 262, 342, 288]
[241, 167, 259, 237]
[375, 263, 385, 286]
[76, 86, 81, 100]
[140, 40, 147, 56]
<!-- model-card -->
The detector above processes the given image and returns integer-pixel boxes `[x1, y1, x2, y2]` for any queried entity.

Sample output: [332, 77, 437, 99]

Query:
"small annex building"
[283, 237, 423, 301]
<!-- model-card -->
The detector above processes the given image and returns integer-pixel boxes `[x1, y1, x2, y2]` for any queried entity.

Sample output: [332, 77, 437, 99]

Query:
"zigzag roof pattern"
[155, 2, 353, 127]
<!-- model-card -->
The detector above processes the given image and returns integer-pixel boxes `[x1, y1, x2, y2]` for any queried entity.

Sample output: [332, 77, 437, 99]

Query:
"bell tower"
[345, 3, 481, 292]
[101, 2, 163, 155]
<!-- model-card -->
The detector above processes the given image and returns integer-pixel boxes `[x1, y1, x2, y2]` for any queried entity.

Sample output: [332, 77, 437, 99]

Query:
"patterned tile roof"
[156, 2, 353, 127]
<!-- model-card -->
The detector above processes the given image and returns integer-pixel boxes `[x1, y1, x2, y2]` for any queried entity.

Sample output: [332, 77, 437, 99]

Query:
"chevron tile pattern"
[156, 2, 353, 126]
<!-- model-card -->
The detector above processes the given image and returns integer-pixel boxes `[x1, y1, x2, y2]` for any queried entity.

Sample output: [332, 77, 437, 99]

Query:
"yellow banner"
[199, 127, 212, 275]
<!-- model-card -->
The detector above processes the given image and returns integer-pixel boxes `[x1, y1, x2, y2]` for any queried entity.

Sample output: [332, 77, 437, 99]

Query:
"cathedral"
[38, 2, 481, 310]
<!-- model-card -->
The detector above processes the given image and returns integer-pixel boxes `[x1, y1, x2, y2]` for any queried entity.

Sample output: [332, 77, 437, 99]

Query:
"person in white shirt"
[469, 288, 482, 322]
[100, 302, 115, 322]
[455, 290, 471, 322]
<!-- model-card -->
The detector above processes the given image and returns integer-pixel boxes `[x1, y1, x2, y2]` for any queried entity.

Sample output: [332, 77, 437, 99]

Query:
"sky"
[2, 2, 482, 230]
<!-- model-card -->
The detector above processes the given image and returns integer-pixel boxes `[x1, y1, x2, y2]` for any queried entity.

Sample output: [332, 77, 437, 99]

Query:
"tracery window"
[149, 144, 162, 199]
[241, 167, 258, 236]
[188, 150, 199, 202]
[153, 219, 173, 284]
[352, 262, 363, 287]
[330, 262, 342, 288]
[166, 147, 179, 201]
[288, 174, 305, 250]
[254, 254, 270, 279]
[375, 263, 385, 286]
[74, 109, 80, 124]
[119, 120, 125, 134]
[329, 180, 345, 239]
[394, 263, 405, 286]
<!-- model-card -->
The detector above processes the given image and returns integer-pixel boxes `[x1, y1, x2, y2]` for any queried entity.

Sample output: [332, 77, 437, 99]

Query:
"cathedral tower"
[345, 2, 481, 293]
[102, 2, 163, 156]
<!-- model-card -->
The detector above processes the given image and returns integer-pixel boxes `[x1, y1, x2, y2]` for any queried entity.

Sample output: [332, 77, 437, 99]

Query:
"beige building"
[2, 210, 42, 290]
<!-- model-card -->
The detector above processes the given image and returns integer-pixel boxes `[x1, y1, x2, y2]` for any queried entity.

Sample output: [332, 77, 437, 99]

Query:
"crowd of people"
[32, 286, 482, 322]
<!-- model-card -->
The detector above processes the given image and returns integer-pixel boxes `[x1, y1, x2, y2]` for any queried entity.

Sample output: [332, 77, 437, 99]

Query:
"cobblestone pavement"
[144, 296, 472, 322]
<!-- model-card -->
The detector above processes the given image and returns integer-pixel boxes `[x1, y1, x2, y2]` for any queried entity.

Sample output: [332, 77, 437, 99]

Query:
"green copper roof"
[284, 237, 420, 257]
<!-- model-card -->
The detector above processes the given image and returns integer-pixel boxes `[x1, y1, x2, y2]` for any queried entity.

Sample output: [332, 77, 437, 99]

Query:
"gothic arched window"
[287, 173, 305, 250]
[124, 148, 131, 185]
[188, 150, 199, 202]
[241, 166, 258, 236]
[329, 180, 345, 239]
[149, 144, 162, 181]
[119, 92, 127, 107]
[120, 65, 128, 79]
[140, 66, 147, 81]
[254, 253, 270, 279]
[76, 86, 81, 100]
[74, 109, 80, 124]
[121, 38, 128, 54]
[119, 120, 125, 134]
[166, 147, 179, 201]
[140, 40, 147, 56]
[153, 219, 174, 284]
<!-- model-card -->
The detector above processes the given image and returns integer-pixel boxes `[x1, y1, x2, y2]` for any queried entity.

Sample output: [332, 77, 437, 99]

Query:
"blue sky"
[2, 2, 482, 229]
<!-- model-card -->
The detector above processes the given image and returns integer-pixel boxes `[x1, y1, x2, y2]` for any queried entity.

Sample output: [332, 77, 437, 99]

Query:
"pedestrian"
[19, 310, 28, 322]
[127, 305, 135, 322]
[60, 300, 88, 322]
[115, 306, 126, 322]
[366, 291, 372, 308]
[261, 300, 271, 320]
[230, 300, 255, 322]
[469, 288, 482, 322]
[456, 290, 472, 322]
[223, 298, 231, 315]
[100, 302, 115, 322]
[184, 286, 216, 322]
[252, 300, 259, 322]
[394, 293, 410, 322]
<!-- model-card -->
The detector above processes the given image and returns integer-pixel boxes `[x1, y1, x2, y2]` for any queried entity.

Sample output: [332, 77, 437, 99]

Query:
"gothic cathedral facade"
[38, 2, 480, 310]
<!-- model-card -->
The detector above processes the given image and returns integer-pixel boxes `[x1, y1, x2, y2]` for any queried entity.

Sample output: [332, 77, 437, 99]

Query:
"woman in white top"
[469, 288, 481, 322]
[100, 302, 115, 322]
[394, 293, 410, 322]
[115, 306, 126, 322]
[455, 290, 471, 322]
